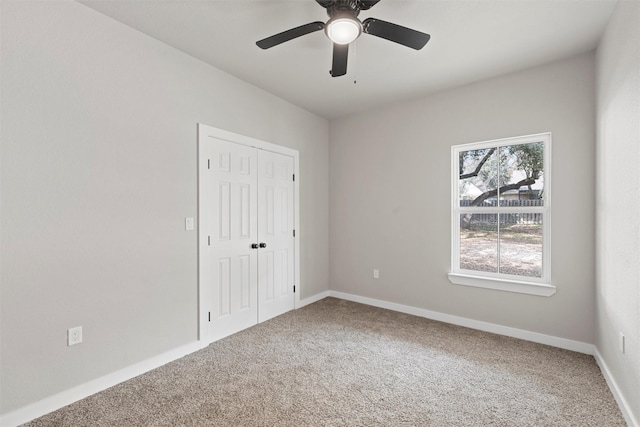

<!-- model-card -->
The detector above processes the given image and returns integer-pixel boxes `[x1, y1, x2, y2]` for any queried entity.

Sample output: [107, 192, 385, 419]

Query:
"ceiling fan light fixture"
[326, 17, 362, 45]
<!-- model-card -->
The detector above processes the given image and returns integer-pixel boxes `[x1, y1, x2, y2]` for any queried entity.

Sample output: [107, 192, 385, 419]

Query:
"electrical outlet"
[68, 326, 83, 346]
[373, 269, 379, 279]
[619, 332, 625, 354]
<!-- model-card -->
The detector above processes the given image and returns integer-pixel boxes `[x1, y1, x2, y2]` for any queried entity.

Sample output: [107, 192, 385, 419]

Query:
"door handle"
[259, 243, 267, 248]
[251, 243, 259, 249]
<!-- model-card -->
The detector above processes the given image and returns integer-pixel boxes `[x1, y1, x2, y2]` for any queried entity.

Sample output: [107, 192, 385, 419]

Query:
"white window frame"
[448, 132, 555, 297]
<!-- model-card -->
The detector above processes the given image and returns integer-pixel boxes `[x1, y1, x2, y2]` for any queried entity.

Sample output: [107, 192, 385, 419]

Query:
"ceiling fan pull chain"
[353, 40, 357, 84]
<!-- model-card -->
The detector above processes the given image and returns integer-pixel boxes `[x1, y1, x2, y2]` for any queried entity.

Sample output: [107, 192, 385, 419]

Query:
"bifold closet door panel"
[257, 150, 295, 323]
[202, 138, 259, 342]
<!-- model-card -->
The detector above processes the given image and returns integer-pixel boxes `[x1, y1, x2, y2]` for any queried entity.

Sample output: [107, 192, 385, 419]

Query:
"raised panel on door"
[201, 137, 258, 342]
[257, 150, 295, 322]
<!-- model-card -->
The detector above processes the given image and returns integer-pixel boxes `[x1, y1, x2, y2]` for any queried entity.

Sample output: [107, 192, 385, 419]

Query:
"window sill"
[448, 273, 556, 297]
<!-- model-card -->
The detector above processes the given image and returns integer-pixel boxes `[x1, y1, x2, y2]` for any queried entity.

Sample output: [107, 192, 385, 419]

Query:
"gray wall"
[330, 53, 597, 343]
[0, 1, 329, 414]
[596, 0, 640, 424]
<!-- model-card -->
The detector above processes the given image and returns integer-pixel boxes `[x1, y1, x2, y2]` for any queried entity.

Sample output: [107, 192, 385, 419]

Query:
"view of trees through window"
[457, 142, 544, 278]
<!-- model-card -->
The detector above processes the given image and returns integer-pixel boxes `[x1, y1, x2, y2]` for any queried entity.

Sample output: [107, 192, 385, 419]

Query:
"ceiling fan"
[256, 0, 430, 77]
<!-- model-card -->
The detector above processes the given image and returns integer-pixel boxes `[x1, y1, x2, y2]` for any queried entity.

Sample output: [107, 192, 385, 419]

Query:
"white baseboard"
[299, 290, 331, 308]
[0, 341, 206, 427]
[327, 290, 595, 354]
[593, 348, 639, 427]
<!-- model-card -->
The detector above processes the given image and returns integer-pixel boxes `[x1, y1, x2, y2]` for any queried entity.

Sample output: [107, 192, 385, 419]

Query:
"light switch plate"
[185, 217, 194, 231]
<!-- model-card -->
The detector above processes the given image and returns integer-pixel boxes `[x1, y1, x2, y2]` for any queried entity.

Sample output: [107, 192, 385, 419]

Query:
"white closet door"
[257, 150, 295, 322]
[201, 138, 258, 342]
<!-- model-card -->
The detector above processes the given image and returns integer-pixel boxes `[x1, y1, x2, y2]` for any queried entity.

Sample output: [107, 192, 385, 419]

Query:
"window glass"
[459, 148, 497, 207]
[499, 214, 543, 278]
[499, 143, 544, 206]
[459, 213, 497, 273]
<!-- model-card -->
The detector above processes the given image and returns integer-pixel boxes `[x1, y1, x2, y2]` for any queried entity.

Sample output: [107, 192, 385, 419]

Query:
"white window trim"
[449, 132, 555, 297]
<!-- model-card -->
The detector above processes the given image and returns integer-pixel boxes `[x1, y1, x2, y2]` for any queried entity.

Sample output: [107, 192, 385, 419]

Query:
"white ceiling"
[79, 0, 617, 120]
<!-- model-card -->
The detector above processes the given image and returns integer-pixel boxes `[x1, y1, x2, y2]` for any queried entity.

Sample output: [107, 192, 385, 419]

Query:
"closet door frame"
[197, 123, 300, 343]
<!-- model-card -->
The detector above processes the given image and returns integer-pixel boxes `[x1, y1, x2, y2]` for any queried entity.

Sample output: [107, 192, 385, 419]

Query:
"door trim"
[197, 123, 300, 343]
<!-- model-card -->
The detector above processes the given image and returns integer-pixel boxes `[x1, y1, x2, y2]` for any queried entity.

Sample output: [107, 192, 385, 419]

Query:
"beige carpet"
[26, 298, 625, 426]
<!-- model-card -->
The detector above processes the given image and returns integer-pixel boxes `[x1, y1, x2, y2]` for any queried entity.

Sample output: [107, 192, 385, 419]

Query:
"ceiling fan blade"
[330, 43, 348, 77]
[256, 21, 325, 49]
[362, 18, 430, 50]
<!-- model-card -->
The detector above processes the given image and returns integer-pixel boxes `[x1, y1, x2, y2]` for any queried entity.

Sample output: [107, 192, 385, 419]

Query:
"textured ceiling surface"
[79, 0, 617, 119]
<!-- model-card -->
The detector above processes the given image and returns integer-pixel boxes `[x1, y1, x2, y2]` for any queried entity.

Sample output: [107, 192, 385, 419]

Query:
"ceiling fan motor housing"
[316, 0, 381, 14]
[326, 2, 361, 18]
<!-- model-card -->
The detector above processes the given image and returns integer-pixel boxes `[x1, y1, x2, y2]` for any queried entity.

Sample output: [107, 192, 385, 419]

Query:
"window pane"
[499, 214, 543, 278]
[460, 214, 497, 273]
[499, 143, 544, 206]
[459, 148, 498, 207]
